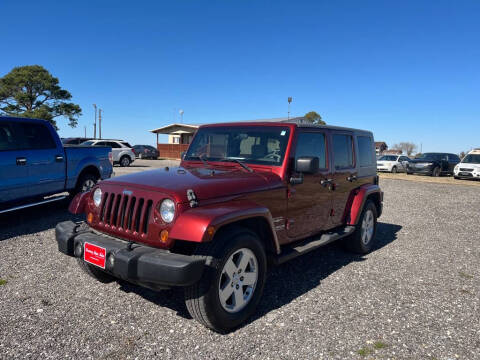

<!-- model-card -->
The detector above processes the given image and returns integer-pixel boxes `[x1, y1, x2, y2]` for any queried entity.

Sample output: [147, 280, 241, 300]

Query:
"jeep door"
[329, 132, 358, 227]
[286, 130, 332, 239]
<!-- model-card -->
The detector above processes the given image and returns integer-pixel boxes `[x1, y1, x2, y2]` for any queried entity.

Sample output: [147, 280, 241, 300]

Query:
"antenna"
[99, 109, 102, 139]
[179, 109, 184, 123]
[93, 104, 97, 139]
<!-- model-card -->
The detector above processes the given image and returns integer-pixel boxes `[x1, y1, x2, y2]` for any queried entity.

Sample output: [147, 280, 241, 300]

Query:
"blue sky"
[1, 0, 479, 153]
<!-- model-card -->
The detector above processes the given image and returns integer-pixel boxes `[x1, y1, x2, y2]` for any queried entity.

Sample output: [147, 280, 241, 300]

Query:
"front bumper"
[407, 165, 433, 174]
[55, 221, 205, 289]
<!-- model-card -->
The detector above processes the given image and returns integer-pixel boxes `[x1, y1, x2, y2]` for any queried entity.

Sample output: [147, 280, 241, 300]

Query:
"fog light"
[87, 212, 94, 223]
[107, 254, 115, 269]
[159, 230, 169, 243]
[74, 243, 83, 257]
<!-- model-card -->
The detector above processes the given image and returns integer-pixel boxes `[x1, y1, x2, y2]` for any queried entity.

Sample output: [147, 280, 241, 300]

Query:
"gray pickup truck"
[0, 116, 113, 213]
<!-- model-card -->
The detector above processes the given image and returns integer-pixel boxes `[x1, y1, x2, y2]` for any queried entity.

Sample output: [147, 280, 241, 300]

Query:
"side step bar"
[0, 195, 68, 214]
[273, 226, 356, 265]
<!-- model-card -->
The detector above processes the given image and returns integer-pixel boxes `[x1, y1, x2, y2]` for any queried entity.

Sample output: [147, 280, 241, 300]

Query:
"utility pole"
[84, 126, 86, 138]
[93, 104, 97, 139]
[179, 109, 184, 123]
[99, 109, 102, 139]
[287, 97, 292, 120]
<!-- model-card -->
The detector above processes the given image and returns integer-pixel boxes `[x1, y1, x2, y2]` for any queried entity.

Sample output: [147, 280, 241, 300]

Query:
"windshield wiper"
[220, 158, 253, 173]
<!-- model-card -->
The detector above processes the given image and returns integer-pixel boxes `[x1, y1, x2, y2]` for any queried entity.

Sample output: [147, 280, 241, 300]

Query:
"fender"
[68, 191, 90, 214]
[169, 199, 281, 253]
[66, 155, 102, 190]
[346, 184, 383, 225]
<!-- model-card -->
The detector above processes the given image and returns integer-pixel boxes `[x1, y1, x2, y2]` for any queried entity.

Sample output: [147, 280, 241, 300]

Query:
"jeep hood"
[103, 166, 283, 203]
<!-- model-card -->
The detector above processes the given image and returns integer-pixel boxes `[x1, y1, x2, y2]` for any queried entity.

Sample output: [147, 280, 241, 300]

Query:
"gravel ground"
[1, 177, 479, 359]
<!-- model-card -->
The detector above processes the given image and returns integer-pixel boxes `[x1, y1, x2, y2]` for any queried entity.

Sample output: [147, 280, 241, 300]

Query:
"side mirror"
[295, 156, 319, 174]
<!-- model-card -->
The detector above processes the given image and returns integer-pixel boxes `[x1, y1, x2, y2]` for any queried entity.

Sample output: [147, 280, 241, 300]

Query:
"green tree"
[303, 111, 325, 125]
[0, 65, 81, 129]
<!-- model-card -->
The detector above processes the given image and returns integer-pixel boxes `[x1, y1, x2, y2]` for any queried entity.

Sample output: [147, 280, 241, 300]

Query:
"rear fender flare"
[169, 200, 281, 253]
[346, 184, 383, 225]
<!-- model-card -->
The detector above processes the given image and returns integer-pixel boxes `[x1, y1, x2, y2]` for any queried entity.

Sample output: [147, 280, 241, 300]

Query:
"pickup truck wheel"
[76, 258, 114, 283]
[120, 156, 131, 167]
[184, 227, 267, 333]
[344, 200, 377, 254]
[75, 173, 98, 194]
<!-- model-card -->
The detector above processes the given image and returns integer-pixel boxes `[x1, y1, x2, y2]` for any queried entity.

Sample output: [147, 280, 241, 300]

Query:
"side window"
[333, 134, 354, 169]
[357, 136, 374, 167]
[295, 132, 327, 169]
[18, 122, 56, 150]
[108, 142, 121, 148]
[0, 121, 20, 151]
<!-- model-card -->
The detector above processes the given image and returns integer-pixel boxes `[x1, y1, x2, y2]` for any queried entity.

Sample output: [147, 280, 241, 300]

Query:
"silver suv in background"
[81, 139, 135, 167]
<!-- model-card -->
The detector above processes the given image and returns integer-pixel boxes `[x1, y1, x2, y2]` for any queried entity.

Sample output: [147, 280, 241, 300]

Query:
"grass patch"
[373, 341, 388, 349]
[357, 347, 373, 357]
[459, 271, 473, 279]
[0, 278, 7, 286]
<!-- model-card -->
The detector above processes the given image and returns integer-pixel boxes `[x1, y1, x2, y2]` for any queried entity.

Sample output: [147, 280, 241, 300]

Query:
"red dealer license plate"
[84, 242, 106, 269]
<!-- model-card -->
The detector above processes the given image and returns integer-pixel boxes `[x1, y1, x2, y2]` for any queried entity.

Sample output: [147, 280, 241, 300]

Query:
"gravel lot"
[1, 163, 479, 359]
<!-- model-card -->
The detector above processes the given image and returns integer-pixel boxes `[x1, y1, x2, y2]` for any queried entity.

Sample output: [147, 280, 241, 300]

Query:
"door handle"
[347, 175, 357, 182]
[320, 179, 335, 190]
[16, 157, 27, 166]
[55, 155, 64, 162]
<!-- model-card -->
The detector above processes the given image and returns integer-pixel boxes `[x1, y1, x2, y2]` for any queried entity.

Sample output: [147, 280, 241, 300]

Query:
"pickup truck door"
[0, 120, 31, 203]
[287, 130, 333, 239]
[329, 132, 358, 227]
[17, 121, 66, 198]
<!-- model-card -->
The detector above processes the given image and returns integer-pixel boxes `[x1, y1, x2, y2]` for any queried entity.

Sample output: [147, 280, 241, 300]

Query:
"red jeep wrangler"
[56, 122, 382, 333]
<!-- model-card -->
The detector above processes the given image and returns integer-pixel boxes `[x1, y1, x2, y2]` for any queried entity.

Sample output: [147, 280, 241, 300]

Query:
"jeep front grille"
[100, 192, 153, 235]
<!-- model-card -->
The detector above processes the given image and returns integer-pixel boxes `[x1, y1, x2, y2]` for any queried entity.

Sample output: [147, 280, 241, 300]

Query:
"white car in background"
[377, 155, 411, 173]
[81, 139, 136, 167]
[454, 149, 480, 180]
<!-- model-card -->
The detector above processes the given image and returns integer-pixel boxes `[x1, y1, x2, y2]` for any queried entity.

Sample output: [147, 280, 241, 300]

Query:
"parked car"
[454, 149, 480, 180]
[376, 154, 411, 173]
[62, 137, 94, 145]
[81, 139, 135, 167]
[407, 152, 460, 176]
[56, 122, 383, 333]
[133, 144, 159, 159]
[0, 116, 113, 214]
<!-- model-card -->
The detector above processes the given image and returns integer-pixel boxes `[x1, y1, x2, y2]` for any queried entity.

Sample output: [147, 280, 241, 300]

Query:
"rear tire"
[77, 258, 114, 283]
[344, 200, 378, 254]
[74, 172, 99, 195]
[120, 155, 131, 167]
[184, 227, 267, 333]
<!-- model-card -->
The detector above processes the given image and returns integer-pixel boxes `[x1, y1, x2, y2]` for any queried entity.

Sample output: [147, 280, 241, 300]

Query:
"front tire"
[432, 166, 441, 177]
[344, 200, 378, 254]
[184, 227, 267, 333]
[391, 166, 397, 174]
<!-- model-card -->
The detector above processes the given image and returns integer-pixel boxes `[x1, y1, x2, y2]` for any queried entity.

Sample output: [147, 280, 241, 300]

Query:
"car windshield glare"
[462, 154, 480, 164]
[378, 155, 396, 161]
[184, 126, 291, 166]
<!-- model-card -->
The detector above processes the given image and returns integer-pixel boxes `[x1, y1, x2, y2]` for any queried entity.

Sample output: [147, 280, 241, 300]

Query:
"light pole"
[93, 104, 97, 139]
[179, 109, 184, 123]
[99, 109, 102, 139]
[287, 97, 292, 120]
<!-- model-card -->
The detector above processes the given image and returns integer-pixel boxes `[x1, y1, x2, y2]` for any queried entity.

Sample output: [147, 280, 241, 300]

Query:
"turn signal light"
[87, 212, 94, 223]
[207, 226, 215, 236]
[159, 230, 169, 243]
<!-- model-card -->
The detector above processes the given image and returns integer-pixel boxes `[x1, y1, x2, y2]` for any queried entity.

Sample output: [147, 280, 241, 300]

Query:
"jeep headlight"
[160, 199, 175, 223]
[93, 188, 102, 207]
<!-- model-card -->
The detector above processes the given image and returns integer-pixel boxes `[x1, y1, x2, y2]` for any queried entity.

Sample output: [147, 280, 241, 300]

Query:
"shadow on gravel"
[0, 200, 83, 241]
[115, 222, 402, 325]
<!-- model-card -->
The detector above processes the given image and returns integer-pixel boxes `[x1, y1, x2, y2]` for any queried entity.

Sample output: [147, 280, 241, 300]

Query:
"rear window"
[121, 142, 132, 148]
[357, 136, 374, 167]
[333, 134, 354, 169]
[81, 141, 95, 146]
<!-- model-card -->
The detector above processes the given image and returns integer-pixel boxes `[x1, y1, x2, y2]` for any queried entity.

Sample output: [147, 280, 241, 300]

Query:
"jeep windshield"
[184, 126, 291, 166]
[462, 154, 480, 164]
